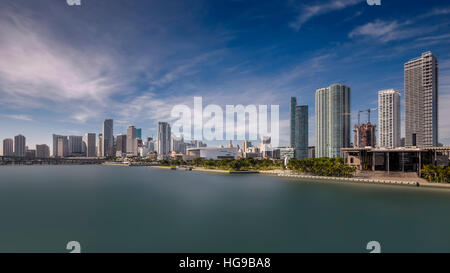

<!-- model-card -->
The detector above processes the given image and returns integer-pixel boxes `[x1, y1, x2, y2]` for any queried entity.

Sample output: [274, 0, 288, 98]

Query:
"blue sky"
[1, 0, 450, 152]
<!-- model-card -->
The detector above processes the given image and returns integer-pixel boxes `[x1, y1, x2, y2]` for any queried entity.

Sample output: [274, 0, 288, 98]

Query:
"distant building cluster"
[1, 52, 442, 165]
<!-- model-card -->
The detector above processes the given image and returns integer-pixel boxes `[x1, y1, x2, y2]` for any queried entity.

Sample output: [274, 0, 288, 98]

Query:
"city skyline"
[1, 0, 450, 153]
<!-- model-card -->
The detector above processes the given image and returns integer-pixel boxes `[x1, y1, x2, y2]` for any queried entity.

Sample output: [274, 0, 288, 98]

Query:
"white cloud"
[0, 14, 125, 105]
[290, 0, 363, 31]
[3, 114, 33, 122]
[348, 20, 415, 42]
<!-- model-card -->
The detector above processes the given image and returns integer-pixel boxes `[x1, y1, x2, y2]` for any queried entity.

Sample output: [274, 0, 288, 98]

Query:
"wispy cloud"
[348, 5, 450, 43]
[0, 14, 124, 103]
[4, 114, 33, 121]
[348, 20, 418, 42]
[289, 0, 363, 31]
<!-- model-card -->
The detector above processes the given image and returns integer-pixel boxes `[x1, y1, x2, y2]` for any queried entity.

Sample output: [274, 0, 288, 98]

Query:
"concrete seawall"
[277, 173, 420, 187]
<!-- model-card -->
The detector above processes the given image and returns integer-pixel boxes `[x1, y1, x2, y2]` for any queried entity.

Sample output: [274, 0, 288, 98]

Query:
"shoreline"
[151, 166, 258, 174]
[152, 166, 450, 190]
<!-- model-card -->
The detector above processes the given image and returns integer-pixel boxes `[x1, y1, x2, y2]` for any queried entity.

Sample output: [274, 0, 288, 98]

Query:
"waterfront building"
[127, 126, 137, 156]
[187, 147, 238, 160]
[171, 135, 186, 154]
[138, 146, 149, 157]
[378, 89, 401, 148]
[3, 138, 14, 156]
[98, 134, 103, 157]
[147, 137, 155, 152]
[295, 104, 308, 159]
[36, 144, 50, 158]
[82, 141, 87, 155]
[354, 123, 377, 148]
[404, 51, 438, 147]
[290, 97, 309, 159]
[84, 133, 96, 157]
[25, 148, 36, 159]
[116, 134, 127, 157]
[68, 135, 83, 156]
[157, 122, 171, 160]
[290, 97, 297, 148]
[315, 83, 351, 158]
[52, 134, 66, 157]
[102, 119, 114, 157]
[14, 134, 26, 157]
[57, 137, 69, 157]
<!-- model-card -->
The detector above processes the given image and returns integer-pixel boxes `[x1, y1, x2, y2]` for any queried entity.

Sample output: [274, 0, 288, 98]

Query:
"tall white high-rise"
[97, 134, 103, 157]
[85, 133, 96, 157]
[315, 84, 351, 158]
[378, 89, 401, 148]
[404, 51, 438, 147]
[57, 137, 69, 157]
[157, 122, 171, 160]
[127, 126, 137, 156]
[3, 138, 14, 156]
[14, 134, 26, 157]
[102, 119, 114, 157]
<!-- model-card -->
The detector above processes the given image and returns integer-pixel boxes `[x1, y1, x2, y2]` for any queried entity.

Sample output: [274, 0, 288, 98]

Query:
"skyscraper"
[52, 134, 66, 157]
[404, 51, 438, 147]
[290, 97, 309, 159]
[14, 134, 26, 157]
[290, 97, 297, 148]
[98, 134, 103, 157]
[85, 133, 96, 157]
[294, 105, 308, 159]
[136, 128, 142, 139]
[102, 119, 114, 157]
[57, 137, 69, 157]
[116, 134, 127, 156]
[378, 89, 401, 148]
[315, 84, 351, 158]
[68, 135, 83, 156]
[127, 126, 137, 156]
[3, 138, 14, 156]
[157, 122, 171, 160]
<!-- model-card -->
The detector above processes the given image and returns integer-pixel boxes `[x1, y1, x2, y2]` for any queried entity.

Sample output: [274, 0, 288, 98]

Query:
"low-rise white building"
[187, 147, 238, 160]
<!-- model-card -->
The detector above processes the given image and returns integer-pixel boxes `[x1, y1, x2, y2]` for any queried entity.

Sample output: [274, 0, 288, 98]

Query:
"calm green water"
[1, 165, 450, 253]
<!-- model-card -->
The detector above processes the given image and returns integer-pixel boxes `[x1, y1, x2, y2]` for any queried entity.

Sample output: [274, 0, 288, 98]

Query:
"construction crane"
[357, 108, 378, 125]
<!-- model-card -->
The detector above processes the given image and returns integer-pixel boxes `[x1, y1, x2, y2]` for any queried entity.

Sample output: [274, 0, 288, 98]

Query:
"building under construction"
[354, 122, 376, 148]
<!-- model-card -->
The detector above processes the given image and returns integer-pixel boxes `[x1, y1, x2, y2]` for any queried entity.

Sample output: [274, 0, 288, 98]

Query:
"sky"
[0, 0, 450, 153]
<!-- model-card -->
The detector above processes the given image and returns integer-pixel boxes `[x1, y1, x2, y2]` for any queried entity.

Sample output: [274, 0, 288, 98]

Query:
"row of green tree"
[421, 165, 450, 183]
[158, 157, 356, 176]
[160, 158, 284, 171]
[287, 158, 356, 177]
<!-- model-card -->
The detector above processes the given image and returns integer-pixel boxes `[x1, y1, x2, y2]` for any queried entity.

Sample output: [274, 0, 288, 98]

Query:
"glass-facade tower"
[315, 84, 351, 158]
[295, 105, 308, 159]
